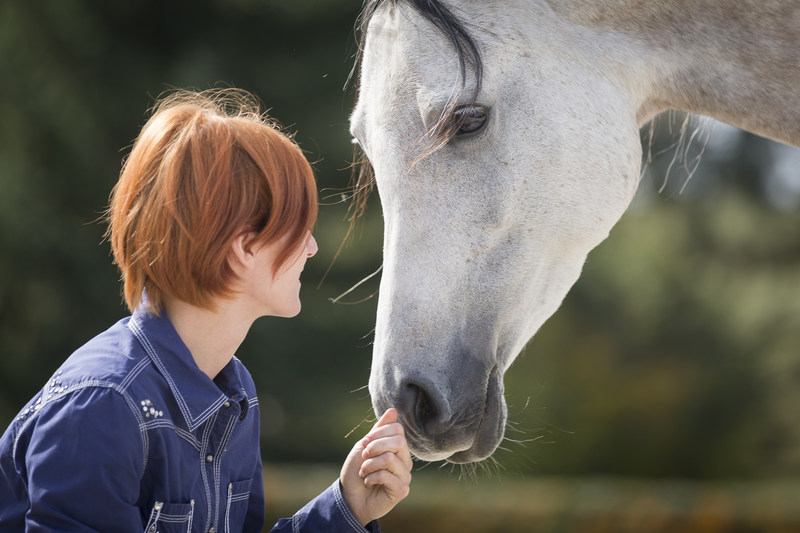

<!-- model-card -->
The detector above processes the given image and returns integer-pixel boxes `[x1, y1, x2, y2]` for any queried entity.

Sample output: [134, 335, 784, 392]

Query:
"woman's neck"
[162, 297, 255, 380]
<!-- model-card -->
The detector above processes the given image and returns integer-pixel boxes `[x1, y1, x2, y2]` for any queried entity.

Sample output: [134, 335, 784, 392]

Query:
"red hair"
[106, 88, 318, 314]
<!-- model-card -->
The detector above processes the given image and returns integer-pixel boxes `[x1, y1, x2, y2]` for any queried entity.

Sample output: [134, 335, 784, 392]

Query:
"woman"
[0, 88, 412, 532]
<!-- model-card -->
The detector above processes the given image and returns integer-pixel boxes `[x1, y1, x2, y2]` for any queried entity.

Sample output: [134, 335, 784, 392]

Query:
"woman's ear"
[230, 232, 256, 273]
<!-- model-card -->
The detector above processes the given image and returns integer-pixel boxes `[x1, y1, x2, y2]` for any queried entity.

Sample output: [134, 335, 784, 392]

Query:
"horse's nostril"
[403, 382, 439, 433]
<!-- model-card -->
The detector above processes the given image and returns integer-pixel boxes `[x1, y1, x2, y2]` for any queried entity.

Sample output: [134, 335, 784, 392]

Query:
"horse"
[348, 0, 800, 463]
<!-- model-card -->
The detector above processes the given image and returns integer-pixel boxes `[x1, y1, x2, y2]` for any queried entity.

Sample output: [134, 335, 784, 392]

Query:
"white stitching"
[199, 414, 216, 533]
[129, 318, 228, 431]
[129, 319, 193, 427]
[225, 483, 233, 533]
[143, 501, 163, 533]
[186, 500, 195, 533]
[119, 356, 150, 391]
[333, 481, 369, 532]
[213, 415, 238, 529]
[11, 381, 149, 476]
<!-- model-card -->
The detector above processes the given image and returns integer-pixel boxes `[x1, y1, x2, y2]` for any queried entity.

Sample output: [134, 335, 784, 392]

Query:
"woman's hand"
[340, 408, 413, 525]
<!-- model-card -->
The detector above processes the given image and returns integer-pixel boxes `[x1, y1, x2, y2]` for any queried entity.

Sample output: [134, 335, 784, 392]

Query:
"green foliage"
[1, 0, 799, 483]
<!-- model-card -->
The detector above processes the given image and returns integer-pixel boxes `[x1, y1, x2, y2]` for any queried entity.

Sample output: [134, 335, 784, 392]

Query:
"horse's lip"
[381, 365, 507, 463]
[445, 366, 505, 464]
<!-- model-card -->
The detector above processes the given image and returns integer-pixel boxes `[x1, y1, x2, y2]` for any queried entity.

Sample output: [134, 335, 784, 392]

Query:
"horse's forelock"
[347, 0, 484, 234]
[349, 0, 483, 94]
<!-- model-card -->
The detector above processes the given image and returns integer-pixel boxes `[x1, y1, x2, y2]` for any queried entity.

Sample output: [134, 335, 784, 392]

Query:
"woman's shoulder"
[16, 316, 150, 419]
[59, 316, 152, 391]
[13, 316, 159, 432]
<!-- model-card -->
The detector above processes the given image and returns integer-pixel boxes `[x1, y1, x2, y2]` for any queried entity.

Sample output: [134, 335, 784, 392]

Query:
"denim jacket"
[0, 306, 378, 533]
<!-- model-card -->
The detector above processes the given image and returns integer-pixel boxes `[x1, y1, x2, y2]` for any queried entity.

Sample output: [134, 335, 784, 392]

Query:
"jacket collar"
[128, 304, 247, 431]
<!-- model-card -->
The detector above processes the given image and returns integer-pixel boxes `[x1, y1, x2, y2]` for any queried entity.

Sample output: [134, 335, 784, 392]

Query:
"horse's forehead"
[353, 3, 456, 141]
[359, 2, 577, 106]
[366, 3, 459, 82]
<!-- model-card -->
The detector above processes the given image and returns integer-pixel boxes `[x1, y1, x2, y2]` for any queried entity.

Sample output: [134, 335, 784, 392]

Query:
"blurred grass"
[263, 464, 800, 533]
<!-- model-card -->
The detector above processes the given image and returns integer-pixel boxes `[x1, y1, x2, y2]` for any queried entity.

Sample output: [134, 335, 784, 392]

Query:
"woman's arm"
[16, 386, 145, 532]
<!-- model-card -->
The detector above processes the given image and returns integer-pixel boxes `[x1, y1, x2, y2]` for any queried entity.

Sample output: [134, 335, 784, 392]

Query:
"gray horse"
[349, 0, 799, 463]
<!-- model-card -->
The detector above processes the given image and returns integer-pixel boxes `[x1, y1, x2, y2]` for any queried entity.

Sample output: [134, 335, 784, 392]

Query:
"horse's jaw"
[368, 242, 590, 463]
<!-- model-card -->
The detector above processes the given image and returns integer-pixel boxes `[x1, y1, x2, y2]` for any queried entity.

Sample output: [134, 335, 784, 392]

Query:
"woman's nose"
[306, 232, 318, 257]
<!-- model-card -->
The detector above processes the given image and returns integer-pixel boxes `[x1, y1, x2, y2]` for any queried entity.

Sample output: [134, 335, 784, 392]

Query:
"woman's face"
[244, 230, 318, 318]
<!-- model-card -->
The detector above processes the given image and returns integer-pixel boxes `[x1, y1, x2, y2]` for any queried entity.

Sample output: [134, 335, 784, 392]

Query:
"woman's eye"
[453, 105, 488, 135]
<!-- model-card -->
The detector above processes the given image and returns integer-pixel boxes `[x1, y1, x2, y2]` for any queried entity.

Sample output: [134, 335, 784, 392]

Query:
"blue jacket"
[0, 306, 378, 532]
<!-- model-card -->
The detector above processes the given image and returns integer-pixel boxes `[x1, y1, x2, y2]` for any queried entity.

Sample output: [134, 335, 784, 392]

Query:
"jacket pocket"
[143, 500, 195, 533]
[224, 478, 253, 533]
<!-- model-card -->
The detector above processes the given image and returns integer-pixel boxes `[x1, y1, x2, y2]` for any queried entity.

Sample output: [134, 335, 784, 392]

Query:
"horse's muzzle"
[374, 364, 507, 463]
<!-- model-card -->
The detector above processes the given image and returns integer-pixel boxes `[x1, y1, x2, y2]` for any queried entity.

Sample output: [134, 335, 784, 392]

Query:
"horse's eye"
[453, 105, 488, 135]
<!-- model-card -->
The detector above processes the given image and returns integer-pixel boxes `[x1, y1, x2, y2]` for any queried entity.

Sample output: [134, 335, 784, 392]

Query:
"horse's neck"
[547, 0, 800, 147]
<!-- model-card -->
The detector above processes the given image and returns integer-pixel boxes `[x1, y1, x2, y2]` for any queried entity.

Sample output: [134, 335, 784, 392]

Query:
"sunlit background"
[1, 1, 799, 531]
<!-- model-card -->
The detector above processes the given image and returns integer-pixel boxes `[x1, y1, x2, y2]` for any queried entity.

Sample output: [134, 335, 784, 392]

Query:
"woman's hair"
[106, 88, 318, 314]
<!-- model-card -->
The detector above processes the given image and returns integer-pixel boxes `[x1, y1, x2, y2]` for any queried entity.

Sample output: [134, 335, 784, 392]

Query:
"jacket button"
[223, 401, 231, 408]
[205, 455, 214, 463]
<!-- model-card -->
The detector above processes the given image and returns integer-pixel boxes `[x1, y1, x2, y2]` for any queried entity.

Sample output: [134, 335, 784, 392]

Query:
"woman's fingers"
[373, 408, 398, 429]
[362, 435, 412, 469]
[338, 408, 412, 524]
[364, 422, 405, 442]
[358, 407, 413, 489]
[362, 468, 411, 499]
[359, 450, 412, 481]
[361, 456, 413, 502]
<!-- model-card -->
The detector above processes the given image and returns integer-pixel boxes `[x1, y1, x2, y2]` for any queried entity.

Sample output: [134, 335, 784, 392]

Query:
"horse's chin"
[409, 369, 507, 464]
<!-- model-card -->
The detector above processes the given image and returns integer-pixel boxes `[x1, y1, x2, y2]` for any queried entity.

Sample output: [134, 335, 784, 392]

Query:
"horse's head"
[351, 0, 646, 462]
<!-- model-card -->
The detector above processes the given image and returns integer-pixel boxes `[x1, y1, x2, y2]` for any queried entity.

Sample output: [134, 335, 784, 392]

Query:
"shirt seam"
[11, 380, 149, 476]
[200, 411, 217, 532]
[212, 414, 239, 531]
[140, 419, 202, 452]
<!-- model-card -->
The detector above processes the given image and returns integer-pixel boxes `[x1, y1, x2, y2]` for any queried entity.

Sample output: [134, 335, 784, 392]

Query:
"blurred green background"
[1, 1, 799, 531]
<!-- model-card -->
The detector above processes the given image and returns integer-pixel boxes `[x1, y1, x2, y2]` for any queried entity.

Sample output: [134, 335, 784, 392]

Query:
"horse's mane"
[346, 0, 484, 229]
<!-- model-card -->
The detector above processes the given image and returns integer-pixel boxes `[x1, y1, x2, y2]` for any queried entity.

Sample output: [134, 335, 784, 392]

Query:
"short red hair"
[106, 88, 318, 314]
